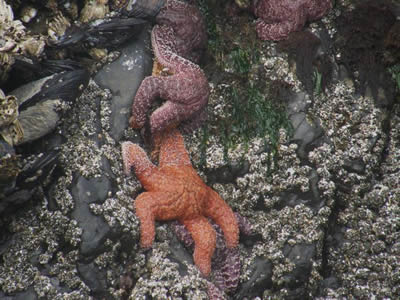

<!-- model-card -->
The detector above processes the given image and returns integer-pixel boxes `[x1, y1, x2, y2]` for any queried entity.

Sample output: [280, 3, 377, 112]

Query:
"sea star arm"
[305, 0, 332, 21]
[130, 76, 164, 129]
[182, 216, 216, 276]
[158, 128, 191, 167]
[255, 17, 304, 41]
[134, 192, 159, 248]
[121, 141, 157, 181]
[149, 100, 183, 134]
[135, 191, 182, 248]
[205, 190, 239, 248]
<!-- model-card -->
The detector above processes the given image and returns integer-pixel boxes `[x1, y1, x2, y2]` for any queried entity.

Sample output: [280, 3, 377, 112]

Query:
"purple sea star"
[129, 0, 209, 134]
[171, 213, 252, 299]
[251, 0, 332, 41]
[155, 0, 208, 63]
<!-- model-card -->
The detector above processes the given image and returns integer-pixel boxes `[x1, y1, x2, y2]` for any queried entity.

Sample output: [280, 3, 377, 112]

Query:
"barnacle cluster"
[0, 89, 23, 146]
[0, 0, 45, 83]
[0, 89, 22, 197]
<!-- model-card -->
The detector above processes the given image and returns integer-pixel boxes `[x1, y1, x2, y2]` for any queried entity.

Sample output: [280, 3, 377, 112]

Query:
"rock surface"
[0, 1, 399, 299]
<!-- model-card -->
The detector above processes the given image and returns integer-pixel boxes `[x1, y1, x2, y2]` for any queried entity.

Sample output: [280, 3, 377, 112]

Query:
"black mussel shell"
[14, 69, 89, 111]
[5, 57, 85, 94]
[122, 0, 166, 20]
[49, 17, 148, 50]
[16, 149, 60, 189]
[8, 68, 89, 145]
[0, 149, 60, 214]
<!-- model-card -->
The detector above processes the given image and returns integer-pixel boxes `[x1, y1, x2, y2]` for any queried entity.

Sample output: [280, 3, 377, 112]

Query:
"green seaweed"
[197, 0, 293, 169]
[313, 68, 323, 96]
[230, 48, 252, 74]
[201, 83, 293, 167]
[388, 64, 400, 92]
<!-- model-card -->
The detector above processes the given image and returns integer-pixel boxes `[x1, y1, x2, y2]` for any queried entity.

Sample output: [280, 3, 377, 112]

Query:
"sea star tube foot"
[121, 129, 239, 277]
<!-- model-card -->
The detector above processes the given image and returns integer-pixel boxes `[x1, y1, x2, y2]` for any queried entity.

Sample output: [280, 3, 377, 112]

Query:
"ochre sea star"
[252, 0, 332, 41]
[129, 0, 209, 134]
[121, 129, 239, 276]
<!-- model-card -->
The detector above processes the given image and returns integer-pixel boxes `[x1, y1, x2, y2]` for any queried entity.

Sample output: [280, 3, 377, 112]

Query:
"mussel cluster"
[0, 0, 159, 211]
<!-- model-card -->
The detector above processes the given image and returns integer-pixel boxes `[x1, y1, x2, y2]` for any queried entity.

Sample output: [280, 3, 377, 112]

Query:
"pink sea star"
[129, 0, 209, 134]
[155, 0, 208, 63]
[252, 0, 332, 41]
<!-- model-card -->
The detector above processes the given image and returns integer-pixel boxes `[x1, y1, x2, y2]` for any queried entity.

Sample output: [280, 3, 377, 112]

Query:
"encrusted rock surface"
[0, 0, 399, 299]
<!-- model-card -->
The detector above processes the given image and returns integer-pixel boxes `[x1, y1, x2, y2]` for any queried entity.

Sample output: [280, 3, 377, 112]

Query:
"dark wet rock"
[166, 232, 192, 276]
[319, 276, 340, 291]
[235, 256, 273, 299]
[77, 262, 109, 297]
[277, 170, 322, 210]
[343, 158, 366, 174]
[94, 27, 152, 141]
[70, 175, 112, 256]
[205, 160, 250, 184]
[0, 190, 33, 216]
[287, 92, 325, 159]
[283, 243, 316, 289]
[0, 287, 37, 300]
[334, 0, 397, 105]
[277, 30, 334, 97]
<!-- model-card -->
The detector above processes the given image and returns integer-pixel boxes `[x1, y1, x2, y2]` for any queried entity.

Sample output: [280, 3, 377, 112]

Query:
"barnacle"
[47, 13, 71, 42]
[0, 89, 18, 128]
[0, 89, 23, 146]
[0, 0, 45, 82]
[80, 0, 110, 23]
[19, 5, 38, 23]
[0, 88, 22, 196]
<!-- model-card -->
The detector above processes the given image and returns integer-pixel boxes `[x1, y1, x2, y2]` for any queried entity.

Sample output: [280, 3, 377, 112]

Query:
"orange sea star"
[121, 129, 239, 276]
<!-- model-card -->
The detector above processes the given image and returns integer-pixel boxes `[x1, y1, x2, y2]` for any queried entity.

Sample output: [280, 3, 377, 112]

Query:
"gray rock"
[235, 256, 272, 300]
[287, 92, 324, 159]
[94, 26, 153, 142]
[77, 262, 108, 297]
[70, 175, 112, 256]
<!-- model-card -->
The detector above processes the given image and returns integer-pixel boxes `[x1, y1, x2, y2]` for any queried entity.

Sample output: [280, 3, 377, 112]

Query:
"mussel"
[122, 0, 166, 19]
[0, 67, 89, 211]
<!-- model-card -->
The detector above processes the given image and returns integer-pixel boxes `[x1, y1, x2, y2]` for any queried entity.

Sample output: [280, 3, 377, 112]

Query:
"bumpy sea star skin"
[121, 129, 239, 276]
[129, 0, 209, 134]
[156, 0, 207, 63]
[252, 0, 332, 41]
[172, 213, 252, 298]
